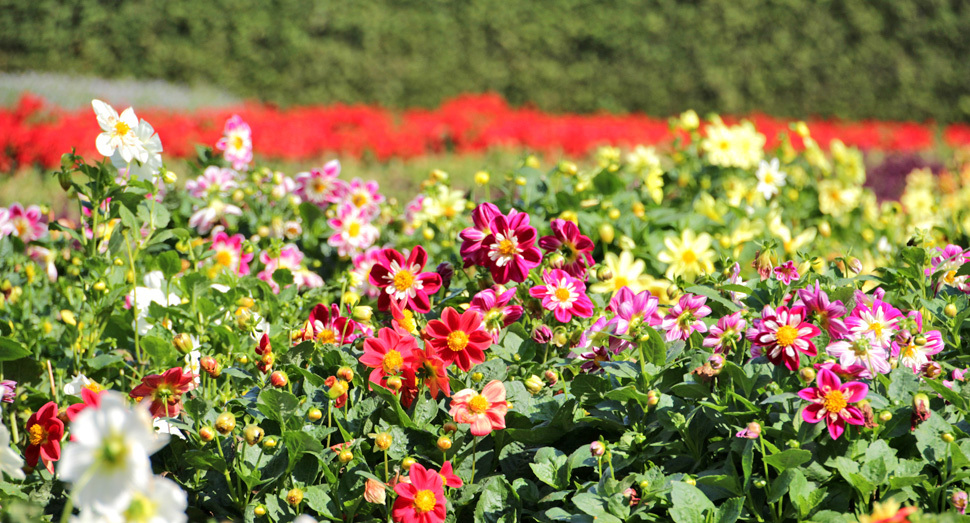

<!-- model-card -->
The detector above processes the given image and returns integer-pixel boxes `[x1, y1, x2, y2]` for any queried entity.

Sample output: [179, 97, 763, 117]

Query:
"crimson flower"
[538, 219, 595, 279]
[65, 387, 105, 422]
[458, 203, 503, 268]
[300, 303, 357, 345]
[392, 463, 446, 523]
[129, 367, 196, 418]
[25, 401, 64, 474]
[360, 327, 418, 390]
[481, 211, 542, 284]
[369, 246, 442, 314]
[798, 368, 867, 439]
[425, 308, 492, 372]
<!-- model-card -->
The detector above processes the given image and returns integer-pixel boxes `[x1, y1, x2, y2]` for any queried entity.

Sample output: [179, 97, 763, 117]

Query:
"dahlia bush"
[2, 103, 970, 522]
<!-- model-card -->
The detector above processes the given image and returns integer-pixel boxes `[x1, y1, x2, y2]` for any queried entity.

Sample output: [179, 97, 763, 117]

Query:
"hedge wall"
[2, 0, 969, 121]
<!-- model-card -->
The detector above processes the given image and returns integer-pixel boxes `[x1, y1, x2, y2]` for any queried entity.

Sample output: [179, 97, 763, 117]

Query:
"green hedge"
[2, 0, 970, 121]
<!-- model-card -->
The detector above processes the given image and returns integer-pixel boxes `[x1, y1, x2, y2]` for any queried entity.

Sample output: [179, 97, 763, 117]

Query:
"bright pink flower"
[392, 463, 446, 523]
[300, 303, 357, 346]
[892, 311, 944, 373]
[814, 361, 868, 380]
[335, 177, 385, 219]
[481, 211, 542, 284]
[449, 380, 509, 437]
[185, 166, 238, 198]
[607, 286, 662, 335]
[188, 199, 242, 235]
[436, 461, 463, 488]
[773, 261, 800, 285]
[360, 327, 418, 391]
[328, 203, 379, 257]
[703, 312, 747, 353]
[538, 219, 595, 279]
[579, 345, 613, 374]
[458, 202, 503, 268]
[1, 203, 46, 242]
[368, 246, 442, 314]
[661, 294, 711, 342]
[129, 367, 196, 418]
[425, 307, 492, 372]
[209, 231, 253, 276]
[926, 244, 970, 293]
[796, 281, 849, 338]
[25, 401, 63, 474]
[798, 368, 867, 439]
[845, 298, 902, 348]
[825, 332, 890, 378]
[297, 160, 345, 207]
[468, 286, 523, 342]
[748, 305, 820, 370]
[215, 115, 253, 171]
[529, 269, 593, 323]
[351, 247, 385, 299]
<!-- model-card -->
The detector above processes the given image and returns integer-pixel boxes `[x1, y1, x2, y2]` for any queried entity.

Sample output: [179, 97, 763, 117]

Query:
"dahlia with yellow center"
[657, 229, 715, 281]
[589, 251, 653, 296]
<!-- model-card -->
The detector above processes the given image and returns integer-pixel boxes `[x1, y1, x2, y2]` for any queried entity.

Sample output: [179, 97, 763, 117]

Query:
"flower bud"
[596, 265, 614, 283]
[254, 504, 267, 517]
[590, 441, 605, 457]
[443, 422, 458, 433]
[599, 224, 615, 244]
[946, 303, 958, 318]
[328, 379, 349, 399]
[753, 479, 766, 488]
[544, 369, 558, 386]
[532, 325, 553, 344]
[547, 253, 566, 270]
[471, 372, 484, 383]
[337, 367, 354, 382]
[338, 449, 354, 463]
[374, 432, 393, 451]
[161, 169, 178, 184]
[559, 161, 578, 176]
[798, 367, 816, 383]
[524, 375, 544, 395]
[818, 221, 831, 238]
[60, 310, 77, 327]
[199, 426, 215, 442]
[243, 424, 264, 446]
[402, 456, 416, 470]
[270, 371, 288, 388]
[93, 281, 106, 292]
[262, 436, 278, 450]
[352, 306, 373, 323]
[215, 412, 236, 435]
[921, 362, 943, 379]
[680, 110, 699, 130]
[364, 477, 386, 504]
[943, 432, 955, 443]
[308, 408, 323, 422]
[437, 435, 452, 451]
[878, 411, 892, 422]
[386, 376, 403, 392]
[952, 491, 968, 514]
[286, 488, 304, 507]
[474, 171, 491, 185]
[684, 477, 696, 486]
[200, 355, 220, 378]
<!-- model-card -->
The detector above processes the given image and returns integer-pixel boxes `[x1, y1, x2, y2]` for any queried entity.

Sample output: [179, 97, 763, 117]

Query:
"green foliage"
[3, 0, 970, 120]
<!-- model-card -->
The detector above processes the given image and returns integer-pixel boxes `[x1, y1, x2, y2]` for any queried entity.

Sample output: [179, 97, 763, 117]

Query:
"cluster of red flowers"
[2, 93, 969, 171]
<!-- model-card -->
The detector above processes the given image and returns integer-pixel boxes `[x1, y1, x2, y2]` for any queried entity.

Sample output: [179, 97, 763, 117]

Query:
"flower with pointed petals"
[301, 304, 357, 346]
[578, 345, 613, 374]
[0, 379, 14, 404]
[392, 463, 446, 523]
[747, 305, 820, 370]
[825, 332, 890, 378]
[59, 392, 168, 514]
[336, 178, 385, 220]
[188, 199, 242, 235]
[661, 294, 712, 342]
[297, 160, 345, 208]
[361, 327, 418, 390]
[607, 286, 662, 335]
[589, 251, 654, 295]
[257, 244, 324, 293]
[468, 286, 524, 342]
[481, 211, 543, 284]
[66, 387, 106, 422]
[369, 246, 442, 314]
[70, 475, 188, 523]
[458, 203, 503, 268]
[845, 298, 902, 348]
[798, 368, 867, 439]
[449, 380, 508, 437]
[1, 203, 46, 242]
[409, 344, 451, 399]
[185, 166, 238, 199]
[92, 100, 144, 163]
[703, 312, 747, 353]
[328, 203, 379, 257]
[529, 269, 594, 323]
[538, 219, 595, 279]
[209, 231, 253, 277]
[657, 229, 715, 282]
[814, 361, 869, 381]
[425, 308, 492, 372]
[129, 367, 196, 418]
[796, 281, 849, 339]
[926, 244, 970, 293]
[111, 118, 163, 180]
[215, 115, 253, 171]
[892, 311, 944, 373]
[773, 261, 800, 285]
[25, 401, 64, 474]
[755, 158, 786, 200]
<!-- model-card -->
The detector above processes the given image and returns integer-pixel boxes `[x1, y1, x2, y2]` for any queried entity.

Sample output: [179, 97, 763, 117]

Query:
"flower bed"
[2, 93, 970, 172]
[1, 102, 970, 521]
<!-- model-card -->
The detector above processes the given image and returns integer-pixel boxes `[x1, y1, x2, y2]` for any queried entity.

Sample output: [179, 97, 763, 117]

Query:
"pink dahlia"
[215, 115, 253, 171]
[481, 211, 543, 284]
[529, 269, 594, 323]
[458, 202, 503, 268]
[538, 219, 595, 279]
[798, 368, 867, 439]
[368, 246, 442, 314]
[661, 294, 711, 342]
[468, 286, 524, 342]
[747, 305, 820, 371]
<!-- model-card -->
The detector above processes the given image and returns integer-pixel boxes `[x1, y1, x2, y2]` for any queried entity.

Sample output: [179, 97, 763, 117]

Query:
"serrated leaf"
[764, 448, 812, 472]
[258, 388, 300, 429]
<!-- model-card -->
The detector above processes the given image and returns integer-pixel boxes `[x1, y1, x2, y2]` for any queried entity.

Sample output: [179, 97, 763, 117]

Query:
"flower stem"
[471, 436, 477, 484]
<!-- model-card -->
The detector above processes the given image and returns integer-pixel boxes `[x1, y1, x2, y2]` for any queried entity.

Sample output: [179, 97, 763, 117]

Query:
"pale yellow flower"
[701, 120, 765, 170]
[818, 180, 861, 217]
[657, 229, 715, 281]
[769, 216, 817, 255]
[590, 251, 653, 295]
[416, 185, 466, 223]
[627, 145, 665, 204]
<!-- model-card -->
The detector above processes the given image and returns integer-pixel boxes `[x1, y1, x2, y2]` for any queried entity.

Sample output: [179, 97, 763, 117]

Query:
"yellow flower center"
[870, 322, 883, 338]
[114, 120, 131, 136]
[468, 394, 490, 414]
[348, 222, 361, 238]
[382, 350, 404, 374]
[317, 329, 336, 345]
[413, 489, 437, 513]
[98, 431, 128, 469]
[231, 135, 245, 150]
[612, 275, 629, 290]
[447, 330, 469, 352]
[124, 492, 158, 523]
[554, 287, 571, 302]
[444, 207, 457, 218]
[822, 389, 847, 414]
[498, 239, 517, 256]
[28, 423, 47, 446]
[313, 179, 329, 194]
[775, 325, 798, 347]
[215, 249, 234, 267]
[352, 193, 368, 207]
[14, 220, 28, 237]
[681, 249, 697, 264]
[764, 173, 774, 184]
[946, 270, 957, 284]
[901, 344, 916, 358]
[393, 270, 415, 292]
[85, 382, 104, 393]
[398, 310, 417, 333]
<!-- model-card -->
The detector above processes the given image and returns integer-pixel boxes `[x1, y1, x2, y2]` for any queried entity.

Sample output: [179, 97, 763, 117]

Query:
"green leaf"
[716, 497, 744, 523]
[639, 326, 667, 366]
[768, 469, 798, 504]
[157, 250, 180, 279]
[272, 268, 294, 287]
[474, 476, 514, 523]
[140, 336, 176, 365]
[283, 430, 324, 471]
[257, 389, 300, 429]
[303, 484, 335, 519]
[684, 285, 740, 312]
[925, 378, 967, 411]
[529, 447, 570, 489]
[370, 383, 413, 428]
[764, 448, 812, 472]
[118, 204, 139, 231]
[887, 368, 919, 399]
[183, 449, 226, 473]
[0, 337, 30, 361]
